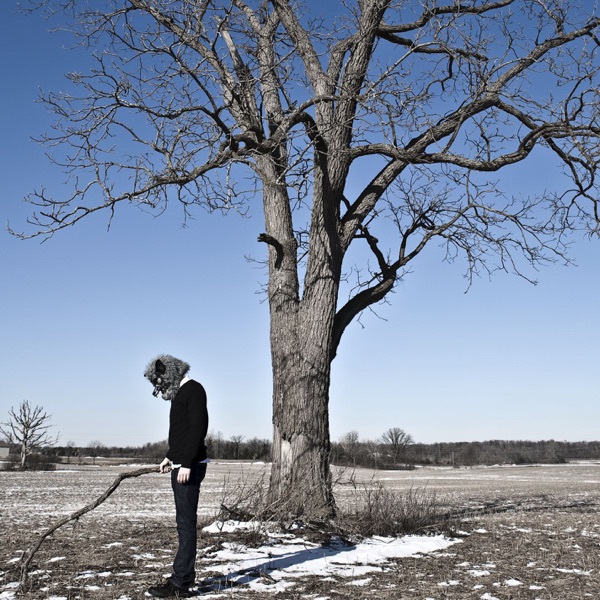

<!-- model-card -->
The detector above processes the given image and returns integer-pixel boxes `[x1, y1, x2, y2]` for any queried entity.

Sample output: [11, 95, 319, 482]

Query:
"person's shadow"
[195, 538, 358, 594]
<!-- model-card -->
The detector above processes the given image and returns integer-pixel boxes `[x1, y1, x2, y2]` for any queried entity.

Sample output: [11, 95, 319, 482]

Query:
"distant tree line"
[3, 400, 596, 472]
[409, 439, 600, 467]
[4, 425, 600, 470]
[332, 435, 600, 469]
[1, 432, 273, 468]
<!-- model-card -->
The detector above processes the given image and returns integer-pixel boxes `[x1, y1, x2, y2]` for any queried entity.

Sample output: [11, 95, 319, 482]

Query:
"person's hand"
[159, 457, 172, 474]
[177, 467, 191, 484]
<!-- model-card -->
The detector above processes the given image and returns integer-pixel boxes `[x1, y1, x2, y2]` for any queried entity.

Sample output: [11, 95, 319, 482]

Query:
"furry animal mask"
[144, 354, 190, 401]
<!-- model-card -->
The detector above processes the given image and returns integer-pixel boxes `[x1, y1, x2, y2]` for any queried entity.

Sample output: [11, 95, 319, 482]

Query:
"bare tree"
[230, 434, 245, 460]
[381, 427, 414, 464]
[340, 430, 361, 465]
[206, 430, 224, 458]
[88, 440, 106, 465]
[64, 440, 77, 464]
[12, 0, 600, 516]
[0, 401, 59, 469]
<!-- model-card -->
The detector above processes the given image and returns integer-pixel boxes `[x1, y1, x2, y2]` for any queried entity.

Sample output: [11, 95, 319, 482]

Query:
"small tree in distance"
[0, 400, 59, 470]
[340, 431, 361, 465]
[230, 435, 245, 460]
[88, 440, 106, 465]
[381, 427, 414, 465]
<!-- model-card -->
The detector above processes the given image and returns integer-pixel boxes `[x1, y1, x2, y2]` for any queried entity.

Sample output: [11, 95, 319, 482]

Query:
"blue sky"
[1, 2, 598, 448]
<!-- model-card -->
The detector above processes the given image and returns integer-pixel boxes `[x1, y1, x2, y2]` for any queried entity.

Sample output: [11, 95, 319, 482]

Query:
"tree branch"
[18, 466, 159, 590]
[258, 232, 284, 268]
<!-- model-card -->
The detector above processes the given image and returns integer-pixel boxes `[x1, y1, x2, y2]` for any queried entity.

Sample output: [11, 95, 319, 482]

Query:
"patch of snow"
[203, 520, 263, 534]
[75, 571, 112, 580]
[346, 578, 372, 586]
[504, 578, 522, 586]
[556, 568, 591, 575]
[205, 532, 460, 583]
[247, 579, 296, 593]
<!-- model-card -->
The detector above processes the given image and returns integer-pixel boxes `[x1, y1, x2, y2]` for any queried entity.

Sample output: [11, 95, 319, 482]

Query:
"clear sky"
[1, 2, 598, 449]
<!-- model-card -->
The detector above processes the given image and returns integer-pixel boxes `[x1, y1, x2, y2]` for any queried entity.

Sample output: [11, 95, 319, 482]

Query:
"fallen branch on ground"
[19, 465, 159, 589]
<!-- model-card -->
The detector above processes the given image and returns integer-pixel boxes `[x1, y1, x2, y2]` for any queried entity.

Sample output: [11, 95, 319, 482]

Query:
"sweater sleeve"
[181, 382, 209, 468]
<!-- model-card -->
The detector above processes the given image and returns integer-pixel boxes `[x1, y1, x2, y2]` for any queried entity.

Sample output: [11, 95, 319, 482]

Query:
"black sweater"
[166, 379, 209, 468]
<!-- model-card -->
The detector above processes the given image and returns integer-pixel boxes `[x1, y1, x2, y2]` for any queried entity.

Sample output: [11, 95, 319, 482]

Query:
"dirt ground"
[1, 461, 599, 599]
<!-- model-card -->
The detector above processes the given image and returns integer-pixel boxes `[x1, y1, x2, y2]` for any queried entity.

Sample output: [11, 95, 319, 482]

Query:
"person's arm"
[181, 383, 208, 468]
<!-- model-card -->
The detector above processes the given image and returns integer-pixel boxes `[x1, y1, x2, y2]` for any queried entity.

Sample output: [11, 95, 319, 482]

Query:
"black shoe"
[147, 580, 194, 598]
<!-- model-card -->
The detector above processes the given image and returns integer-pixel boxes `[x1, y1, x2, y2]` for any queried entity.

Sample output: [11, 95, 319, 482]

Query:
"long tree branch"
[18, 466, 159, 589]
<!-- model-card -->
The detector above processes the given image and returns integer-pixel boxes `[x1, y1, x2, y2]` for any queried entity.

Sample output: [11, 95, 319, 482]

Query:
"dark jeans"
[170, 462, 207, 588]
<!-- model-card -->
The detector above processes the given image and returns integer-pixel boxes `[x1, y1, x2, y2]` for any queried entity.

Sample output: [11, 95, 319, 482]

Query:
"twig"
[19, 466, 159, 589]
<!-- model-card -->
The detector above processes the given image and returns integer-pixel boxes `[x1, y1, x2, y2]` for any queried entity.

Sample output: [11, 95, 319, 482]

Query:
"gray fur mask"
[144, 354, 190, 401]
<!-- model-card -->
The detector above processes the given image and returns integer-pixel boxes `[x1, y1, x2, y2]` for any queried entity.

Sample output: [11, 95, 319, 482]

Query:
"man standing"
[144, 354, 209, 598]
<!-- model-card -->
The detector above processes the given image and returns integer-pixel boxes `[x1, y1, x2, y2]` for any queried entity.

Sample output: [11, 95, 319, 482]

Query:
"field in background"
[2, 461, 600, 598]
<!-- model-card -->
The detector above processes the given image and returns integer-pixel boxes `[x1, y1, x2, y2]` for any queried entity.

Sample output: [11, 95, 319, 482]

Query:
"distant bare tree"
[0, 401, 59, 469]
[381, 427, 414, 464]
[230, 434, 245, 460]
[340, 430, 361, 465]
[88, 440, 106, 465]
[206, 430, 224, 458]
[65, 440, 77, 464]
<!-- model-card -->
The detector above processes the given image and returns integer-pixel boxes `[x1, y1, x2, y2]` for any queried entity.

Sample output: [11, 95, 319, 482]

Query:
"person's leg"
[170, 463, 207, 589]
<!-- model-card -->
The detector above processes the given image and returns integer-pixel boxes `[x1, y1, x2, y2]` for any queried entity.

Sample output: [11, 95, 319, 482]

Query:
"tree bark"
[268, 338, 335, 519]
[259, 154, 339, 518]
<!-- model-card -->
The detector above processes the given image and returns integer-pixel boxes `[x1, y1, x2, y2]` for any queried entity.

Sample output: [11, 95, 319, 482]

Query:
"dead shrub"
[217, 468, 269, 522]
[336, 479, 452, 537]
[211, 466, 454, 542]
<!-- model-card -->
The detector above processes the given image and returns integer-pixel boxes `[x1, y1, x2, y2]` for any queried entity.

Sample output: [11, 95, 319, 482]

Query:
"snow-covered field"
[1, 461, 600, 599]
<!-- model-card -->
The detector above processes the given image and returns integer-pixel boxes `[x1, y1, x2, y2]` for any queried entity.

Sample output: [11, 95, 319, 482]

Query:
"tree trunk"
[21, 442, 27, 470]
[268, 322, 335, 518]
[259, 155, 339, 519]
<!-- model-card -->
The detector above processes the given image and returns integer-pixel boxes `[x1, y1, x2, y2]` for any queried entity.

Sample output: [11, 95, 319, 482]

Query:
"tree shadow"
[196, 538, 358, 593]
